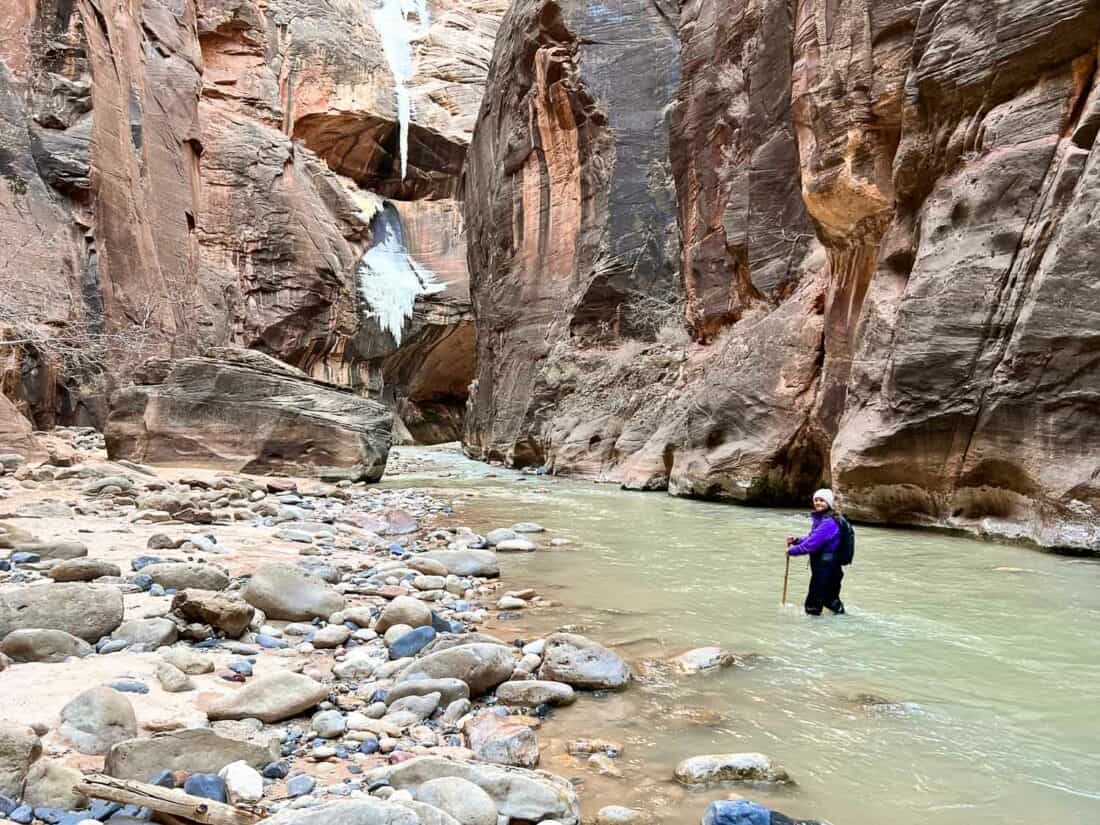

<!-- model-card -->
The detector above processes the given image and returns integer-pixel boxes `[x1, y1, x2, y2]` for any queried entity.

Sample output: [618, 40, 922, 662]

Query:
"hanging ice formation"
[372, 0, 430, 181]
[357, 203, 446, 346]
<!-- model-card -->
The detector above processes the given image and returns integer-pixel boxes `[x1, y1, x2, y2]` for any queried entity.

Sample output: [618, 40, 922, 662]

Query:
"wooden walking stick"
[781, 551, 791, 606]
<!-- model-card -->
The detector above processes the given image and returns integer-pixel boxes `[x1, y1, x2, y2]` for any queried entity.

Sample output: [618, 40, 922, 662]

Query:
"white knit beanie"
[813, 488, 835, 509]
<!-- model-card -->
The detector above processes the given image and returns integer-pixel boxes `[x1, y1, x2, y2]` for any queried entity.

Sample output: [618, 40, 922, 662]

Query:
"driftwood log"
[74, 774, 262, 825]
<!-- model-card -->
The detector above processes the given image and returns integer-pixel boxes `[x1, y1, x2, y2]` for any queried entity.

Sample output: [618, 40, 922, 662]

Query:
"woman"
[786, 488, 846, 615]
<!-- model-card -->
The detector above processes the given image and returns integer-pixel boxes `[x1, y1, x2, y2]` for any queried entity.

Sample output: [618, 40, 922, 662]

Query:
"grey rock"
[59, 687, 138, 755]
[398, 644, 516, 697]
[46, 559, 121, 582]
[385, 679, 470, 708]
[311, 710, 346, 739]
[495, 681, 575, 707]
[0, 583, 124, 642]
[464, 712, 539, 768]
[673, 753, 791, 786]
[159, 647, 215, 675]
[375, 597, 433, 633]
[22, 761, 87, 810]
[369, 756, 579, 824]
[105, 728, 278, 782]
[414, 551, 499, 579]
[0, 722, 41, 798]
[242, 564, 345, 621]
[538, 633, 630, 690]
[416, 777, 496, 825]
[264, 799, 415, 825]
[155, 662, 194, 693]
[0, 629, 93, 663]
[111, 619, 178, 648]
[207, 671, 328, 723]
[141, 562, 229, 592]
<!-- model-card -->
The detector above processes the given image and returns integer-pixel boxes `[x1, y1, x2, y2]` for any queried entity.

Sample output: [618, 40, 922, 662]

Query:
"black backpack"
[833, 514, 855, 565]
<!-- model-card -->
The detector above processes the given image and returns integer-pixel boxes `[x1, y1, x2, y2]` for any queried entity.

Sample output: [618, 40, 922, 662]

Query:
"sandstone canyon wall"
[0, 0, 503, 445]
[464, 0, 1100, 553]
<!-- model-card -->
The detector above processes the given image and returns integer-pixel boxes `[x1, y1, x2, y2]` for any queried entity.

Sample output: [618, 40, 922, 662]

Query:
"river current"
[384, 446, 1100, 825]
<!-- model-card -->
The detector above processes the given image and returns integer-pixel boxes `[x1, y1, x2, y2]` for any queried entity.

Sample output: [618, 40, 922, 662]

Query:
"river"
[383, 446, 1100, 824]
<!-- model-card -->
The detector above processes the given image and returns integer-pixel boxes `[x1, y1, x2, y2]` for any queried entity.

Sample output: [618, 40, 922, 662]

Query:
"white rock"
[219, 760, 264, 804]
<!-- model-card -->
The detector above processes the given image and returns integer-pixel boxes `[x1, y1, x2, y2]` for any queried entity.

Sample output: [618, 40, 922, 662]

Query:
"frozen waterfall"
[372, 0, 430, 181]
[357, 203, 446, 346]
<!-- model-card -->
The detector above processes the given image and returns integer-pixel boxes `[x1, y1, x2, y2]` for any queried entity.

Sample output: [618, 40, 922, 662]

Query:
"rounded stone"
[416, 777, 497, 825]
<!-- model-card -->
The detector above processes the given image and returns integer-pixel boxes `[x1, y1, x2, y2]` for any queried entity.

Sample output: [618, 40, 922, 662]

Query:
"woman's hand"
[786, 535, 796, 547]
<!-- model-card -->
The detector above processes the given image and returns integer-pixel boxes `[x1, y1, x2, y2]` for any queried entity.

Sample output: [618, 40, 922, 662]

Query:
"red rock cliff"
[464, 0, 1100, 552]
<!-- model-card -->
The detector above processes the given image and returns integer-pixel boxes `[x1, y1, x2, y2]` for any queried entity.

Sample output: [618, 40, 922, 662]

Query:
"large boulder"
[141, 562, 229, 592]
[413, 550, 499, 578]
[0, 722, 41, 797]
[105, 729, 279, 783]
[397, 644, 516, 696]
[538, 633, 630, 690]
[242, 564, 345, 621]
[261, 799, 418, 825]
[105, 349, 393, 482]
[674, 753, 791, 786]
[0, 629, 94, 663]
[59, 687, 138, 755]
[207, 671, 328, 723]
[0, 583, 124, 642]
[171, 590, 255, 637]
[368, 756, 580, 825]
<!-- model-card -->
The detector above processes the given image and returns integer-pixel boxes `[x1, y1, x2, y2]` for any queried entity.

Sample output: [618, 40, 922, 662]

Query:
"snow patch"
[357, 203, 445, 346]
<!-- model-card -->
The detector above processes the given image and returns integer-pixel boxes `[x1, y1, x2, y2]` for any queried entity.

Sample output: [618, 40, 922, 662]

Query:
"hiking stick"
[781, 552, 791, 606]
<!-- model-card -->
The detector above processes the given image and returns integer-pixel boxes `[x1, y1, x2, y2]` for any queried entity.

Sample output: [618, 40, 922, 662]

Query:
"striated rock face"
[105, 348, 392, 481]
[465, 0, 1100, 552]
[464, 0, 681, 467]
[1, 0, 503, 442]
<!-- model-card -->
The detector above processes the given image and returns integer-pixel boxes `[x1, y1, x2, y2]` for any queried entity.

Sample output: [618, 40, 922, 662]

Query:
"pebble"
[109, 679, 149, 694]
[286, 775, 316, 797]
[262, 761, 289, 780]
[228, 659, 253, 676]
[96, 640, 128, 655]
[256, 635, 288, 649]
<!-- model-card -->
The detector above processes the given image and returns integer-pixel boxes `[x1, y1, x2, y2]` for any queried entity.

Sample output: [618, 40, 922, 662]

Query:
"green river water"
[384, 447, 1100, 825]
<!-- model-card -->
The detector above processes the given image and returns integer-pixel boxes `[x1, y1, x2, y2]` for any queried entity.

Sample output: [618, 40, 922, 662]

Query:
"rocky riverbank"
[0, 431, 815, 825]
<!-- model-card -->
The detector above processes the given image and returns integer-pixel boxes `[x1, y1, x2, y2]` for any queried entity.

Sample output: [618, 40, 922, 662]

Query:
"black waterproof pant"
[805, 552, 845, 615]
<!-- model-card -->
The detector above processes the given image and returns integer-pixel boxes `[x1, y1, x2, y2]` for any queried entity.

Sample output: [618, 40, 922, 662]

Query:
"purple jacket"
[789, 511, 840, 556]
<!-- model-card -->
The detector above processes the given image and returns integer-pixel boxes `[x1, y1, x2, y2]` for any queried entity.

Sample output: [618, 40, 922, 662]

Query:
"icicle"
[357, 203, 446, 346]
[372, 0, 430, 181]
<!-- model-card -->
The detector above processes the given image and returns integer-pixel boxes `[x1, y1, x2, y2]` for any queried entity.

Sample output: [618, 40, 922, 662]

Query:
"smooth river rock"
[23, 760, 87, 810]
[59, 687, 138, 755]
[207, 670, 329, 723]
[397, 644, 516, 696]
[414, 550, 499, 578]
[538, 633, 630, 690]
[0, 583, 124, 642]
[242, 564, 345, 621]
[416, 777, 497, 825]
[464, 712, 539, 768]
[0, 629, 93, 663]
[368, 756, 580, 825]
[495, 680, 576, 707]
[111, 618, 178, 648]
[105, 728, 279, 782]
[261, 799, 418, 825]
[46, 559, 121, 582]
[672, 647, 736, 674]
[0, 722, 42, 797]
[141, 562, 229, 592]
[375, 596, 433, 633]
[674, 753, 791, 786]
